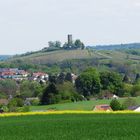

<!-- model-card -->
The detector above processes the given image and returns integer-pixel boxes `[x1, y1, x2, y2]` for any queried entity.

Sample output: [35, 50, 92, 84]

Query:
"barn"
[93, 104, 112, 112]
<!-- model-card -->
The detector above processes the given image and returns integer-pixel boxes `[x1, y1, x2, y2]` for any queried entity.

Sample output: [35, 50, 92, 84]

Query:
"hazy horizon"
[0, 0, 140, 54]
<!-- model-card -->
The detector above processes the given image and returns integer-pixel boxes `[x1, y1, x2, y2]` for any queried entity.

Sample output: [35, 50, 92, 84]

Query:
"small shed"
[112, 95, 119, 99]
[128, 105, 140, 112]
[93, 104, 112, 112]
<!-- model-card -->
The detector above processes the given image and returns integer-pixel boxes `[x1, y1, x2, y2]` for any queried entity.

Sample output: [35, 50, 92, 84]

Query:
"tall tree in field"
[75, 68, 101, 97]
[123, 74, 130, 83]
[48, 75, 57, 84]
[48, 41, 61, 48]
[65, 73, 72, 82]
[74, 39, 85, 49]
[41, 83, 58, 105]
[135, 73, 140, 83]
[110, 99, 121, 111]
[100, 71, 123, 96]
[57, 72, 65, 84]
[55, 41, 61, 48]
[48, 41, 55, 48]
[0, 79, 17, 97]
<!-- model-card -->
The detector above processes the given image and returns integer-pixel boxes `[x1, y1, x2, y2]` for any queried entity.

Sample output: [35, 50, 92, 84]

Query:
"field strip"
[0, 111, 140, 117]
[94, 51, 112, 59]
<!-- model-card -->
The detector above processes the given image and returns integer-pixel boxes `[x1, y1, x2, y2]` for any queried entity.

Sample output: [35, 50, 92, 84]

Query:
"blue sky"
[0, 0, 140, 54]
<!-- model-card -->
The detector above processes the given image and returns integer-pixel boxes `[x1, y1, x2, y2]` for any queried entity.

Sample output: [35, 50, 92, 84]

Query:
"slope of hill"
[11, 49, 104, 64]
[10, 43, 140, 64]
[88, 43, 140, 50]
[0, 55, 12, 61]
[1, 43, 140, 75]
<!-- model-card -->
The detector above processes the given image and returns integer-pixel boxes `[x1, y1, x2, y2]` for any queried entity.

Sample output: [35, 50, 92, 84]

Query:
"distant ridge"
[0, 55, 12, 61]
[13, 43, 140, 58]
[87, 43, 140, 50]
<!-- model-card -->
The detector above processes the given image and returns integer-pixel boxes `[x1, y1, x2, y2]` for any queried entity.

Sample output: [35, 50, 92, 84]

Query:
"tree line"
[1, 68, 140, 112]
[42, 39, 85, 52]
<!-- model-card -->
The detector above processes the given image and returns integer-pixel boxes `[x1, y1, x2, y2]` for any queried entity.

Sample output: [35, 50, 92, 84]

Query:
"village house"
[17, 70, 29, 77]
[0, 68, 15, 78]
[112, 95, 119, 100]
[0, 68, 29, 80]
[71, 73, 78, 84]
[128, 105, 140, 112]
[93, 104, 112, 112]
[32, 72, 49, 82]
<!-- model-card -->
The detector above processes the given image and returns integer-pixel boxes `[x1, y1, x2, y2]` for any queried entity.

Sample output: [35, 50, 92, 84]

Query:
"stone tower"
[68, 34, 73, 46]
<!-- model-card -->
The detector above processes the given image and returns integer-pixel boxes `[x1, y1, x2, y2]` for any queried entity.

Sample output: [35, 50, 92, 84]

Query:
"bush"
[123, 92, 131, 97]
[131, 84, 140, 97]
[55, 94, 62, 103]
[16, 98, 24, 107]
[123, 84, 133, 96]
[1, 106, 9, 112]
[30, 99, 40, 106]
[8, 99, 17, 112]
[59, 100, 71, 104]
[110, 99, 121, 111]
[0, 92, 7, 99]
[8, 98, 24, 112]
[16, 106, 30, 112]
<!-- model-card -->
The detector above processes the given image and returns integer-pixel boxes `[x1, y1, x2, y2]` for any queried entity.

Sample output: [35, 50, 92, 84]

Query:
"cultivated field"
[12, 50, 99, 64]
[0, 113, 140, 140]
[11, 49, 140, 64]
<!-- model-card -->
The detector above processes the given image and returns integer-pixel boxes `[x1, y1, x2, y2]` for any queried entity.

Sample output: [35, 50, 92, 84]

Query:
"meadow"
[30, 97, 140, 111]
[0, 113, 140, 140]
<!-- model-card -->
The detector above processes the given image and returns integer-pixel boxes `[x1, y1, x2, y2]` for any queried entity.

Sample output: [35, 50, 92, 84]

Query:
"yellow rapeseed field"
[0, 110, 139, 117]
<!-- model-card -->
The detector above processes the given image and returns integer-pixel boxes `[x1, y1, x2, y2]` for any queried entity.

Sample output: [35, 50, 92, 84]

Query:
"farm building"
[112, 95, 119, 99]
[93, 104, 112, 112]
[128, 106, 140, 112]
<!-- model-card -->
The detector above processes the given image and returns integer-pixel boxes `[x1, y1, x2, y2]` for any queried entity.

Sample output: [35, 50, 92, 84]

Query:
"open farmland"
[11, 50, 102, 64]
[0, 113, 140, 140]
[11, 49, 140, 64]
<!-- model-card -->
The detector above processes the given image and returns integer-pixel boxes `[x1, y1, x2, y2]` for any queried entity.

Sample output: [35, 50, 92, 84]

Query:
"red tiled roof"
[33, 72, 48, 77]
[0, 71, 15, 76]
[94, 104, 112, 111]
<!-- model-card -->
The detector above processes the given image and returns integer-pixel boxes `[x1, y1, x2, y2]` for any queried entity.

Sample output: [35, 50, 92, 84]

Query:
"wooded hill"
[1, 43, 140, 76]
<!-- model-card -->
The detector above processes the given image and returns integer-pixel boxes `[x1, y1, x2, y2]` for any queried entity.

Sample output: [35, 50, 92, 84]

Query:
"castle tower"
[68, 34, 73, 46]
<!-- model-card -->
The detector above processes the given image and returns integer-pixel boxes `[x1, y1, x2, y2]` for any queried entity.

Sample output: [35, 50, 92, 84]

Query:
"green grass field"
[31, 97, 140, 111]
[31, 99, 112, 111]
[0, 114, 140, 140]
